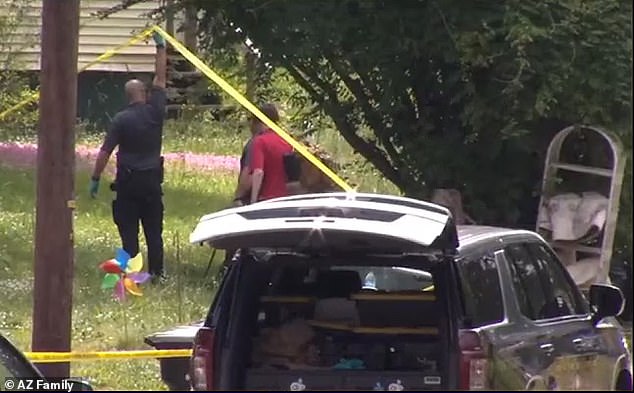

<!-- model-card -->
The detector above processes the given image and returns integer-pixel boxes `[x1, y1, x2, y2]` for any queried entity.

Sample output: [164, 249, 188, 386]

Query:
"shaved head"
[125, 79, 146, 103]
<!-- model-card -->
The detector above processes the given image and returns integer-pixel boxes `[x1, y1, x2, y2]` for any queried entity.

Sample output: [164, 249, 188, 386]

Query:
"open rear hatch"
[189, 193, 461, 391]
[190, 192, 459, 253]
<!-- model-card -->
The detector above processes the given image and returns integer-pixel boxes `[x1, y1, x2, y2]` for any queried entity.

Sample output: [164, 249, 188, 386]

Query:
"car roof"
[456, 225, 541, 252]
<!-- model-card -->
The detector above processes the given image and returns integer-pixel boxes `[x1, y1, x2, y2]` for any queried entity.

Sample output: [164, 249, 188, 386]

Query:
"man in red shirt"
[249, 103, 294, 203]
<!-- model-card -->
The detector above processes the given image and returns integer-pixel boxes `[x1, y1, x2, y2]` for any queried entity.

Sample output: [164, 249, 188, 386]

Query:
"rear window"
[258, 261, 441, 331]
[333, 266, 434, 292]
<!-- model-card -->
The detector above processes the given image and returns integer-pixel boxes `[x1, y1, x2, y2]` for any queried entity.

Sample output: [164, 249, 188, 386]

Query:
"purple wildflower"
[0, 142, 239, 173]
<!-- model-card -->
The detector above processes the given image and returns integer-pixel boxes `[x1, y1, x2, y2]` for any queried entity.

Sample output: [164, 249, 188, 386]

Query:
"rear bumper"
[144, 321, 202, 391]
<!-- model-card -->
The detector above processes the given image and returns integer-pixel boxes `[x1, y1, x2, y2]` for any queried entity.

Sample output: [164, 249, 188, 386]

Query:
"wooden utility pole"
[32, 0, 80, 379]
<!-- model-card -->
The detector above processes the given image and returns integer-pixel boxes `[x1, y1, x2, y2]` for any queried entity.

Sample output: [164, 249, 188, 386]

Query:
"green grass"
[0, 162, 237, 390]
[73, 118, 247, 156]
[1, 122, 632, 389]
[0, 123, 399, 390]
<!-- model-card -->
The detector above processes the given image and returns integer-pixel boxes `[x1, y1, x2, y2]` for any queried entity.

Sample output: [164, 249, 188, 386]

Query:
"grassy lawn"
[0, 160, 237, 390]
[0, 121, 398, 390]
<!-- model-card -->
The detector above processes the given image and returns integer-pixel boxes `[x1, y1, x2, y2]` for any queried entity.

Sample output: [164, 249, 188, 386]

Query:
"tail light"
[459, 330, 488, 390]
[190, 327, 215, 390]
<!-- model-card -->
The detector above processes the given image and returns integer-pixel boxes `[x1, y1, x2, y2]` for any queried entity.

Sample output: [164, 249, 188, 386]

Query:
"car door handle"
[572, 337, 591, 351]
[540, 343, 555, 355]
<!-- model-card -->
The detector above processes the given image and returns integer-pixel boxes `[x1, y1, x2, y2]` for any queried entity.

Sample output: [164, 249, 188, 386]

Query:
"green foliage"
[0, 0, 39, 138]
[0, 82, 39, 140]
[162, 107, 247, 154]
[190, 0, 632, 250]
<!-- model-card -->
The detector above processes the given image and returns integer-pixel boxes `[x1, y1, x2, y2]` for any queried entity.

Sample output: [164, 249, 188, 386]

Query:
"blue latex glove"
[89, 179, 99, 198]
[152, 31, 166, 48]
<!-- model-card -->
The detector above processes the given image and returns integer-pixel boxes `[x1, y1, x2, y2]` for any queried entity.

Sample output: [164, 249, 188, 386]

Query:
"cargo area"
[218, 254, 456, 390]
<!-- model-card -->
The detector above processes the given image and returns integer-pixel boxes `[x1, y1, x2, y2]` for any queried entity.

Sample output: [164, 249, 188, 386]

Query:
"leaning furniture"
[536, 125, 626, 291]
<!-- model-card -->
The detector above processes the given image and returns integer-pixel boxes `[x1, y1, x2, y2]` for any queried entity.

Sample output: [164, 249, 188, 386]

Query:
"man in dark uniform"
[89, 32, 167, 282]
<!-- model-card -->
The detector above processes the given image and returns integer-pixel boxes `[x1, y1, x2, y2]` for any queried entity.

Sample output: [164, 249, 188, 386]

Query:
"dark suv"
[146, 192, 632, 391]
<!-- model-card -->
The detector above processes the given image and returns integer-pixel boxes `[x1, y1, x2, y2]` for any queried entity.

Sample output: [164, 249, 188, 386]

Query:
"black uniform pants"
[112, 166, 164, 276]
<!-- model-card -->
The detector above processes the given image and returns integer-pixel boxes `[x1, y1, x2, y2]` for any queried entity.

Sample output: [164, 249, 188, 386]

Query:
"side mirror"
[589, 283, 625, 325]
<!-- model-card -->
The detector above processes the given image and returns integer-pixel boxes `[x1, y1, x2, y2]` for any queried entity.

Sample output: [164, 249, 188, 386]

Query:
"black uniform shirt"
[100, 86, 167, 170]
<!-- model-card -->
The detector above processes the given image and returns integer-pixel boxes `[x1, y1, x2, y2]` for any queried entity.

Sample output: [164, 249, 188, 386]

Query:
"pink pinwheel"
[99, 248, 151, 301]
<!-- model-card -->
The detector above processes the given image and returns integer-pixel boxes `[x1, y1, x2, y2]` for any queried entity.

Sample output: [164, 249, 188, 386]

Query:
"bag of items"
[252, 319, 321, 369]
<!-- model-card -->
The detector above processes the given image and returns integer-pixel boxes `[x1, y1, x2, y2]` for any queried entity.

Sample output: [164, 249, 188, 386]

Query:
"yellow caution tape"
[24, 349, 192, 363]
[0, 23, 352, 191]
[0, 92, 39, 121]
[0, 27, 154, 122]
[152, 25, 353, 192]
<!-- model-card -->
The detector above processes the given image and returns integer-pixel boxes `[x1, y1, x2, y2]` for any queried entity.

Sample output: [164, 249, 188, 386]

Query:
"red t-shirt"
[249, 129, 293, 201]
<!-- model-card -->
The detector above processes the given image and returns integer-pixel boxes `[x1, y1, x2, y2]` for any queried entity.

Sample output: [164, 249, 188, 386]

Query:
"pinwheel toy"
[99, 248, 151, 301]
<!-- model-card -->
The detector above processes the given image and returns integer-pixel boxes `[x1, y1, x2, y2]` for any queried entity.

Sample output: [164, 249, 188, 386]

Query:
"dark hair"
[254, 103, 279, 123]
